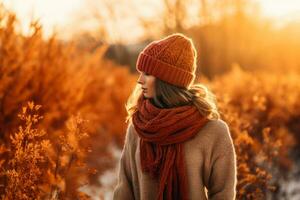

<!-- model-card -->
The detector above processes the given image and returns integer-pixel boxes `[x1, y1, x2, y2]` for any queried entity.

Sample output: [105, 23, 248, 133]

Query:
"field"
[1, 4, 300, 200]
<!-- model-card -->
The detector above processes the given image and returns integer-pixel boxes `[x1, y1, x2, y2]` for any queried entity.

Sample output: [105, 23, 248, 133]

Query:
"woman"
[113, 33, 237, 200]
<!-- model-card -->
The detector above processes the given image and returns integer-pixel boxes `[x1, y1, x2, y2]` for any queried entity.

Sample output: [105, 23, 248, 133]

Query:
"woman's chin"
[143, 93, 152, 99]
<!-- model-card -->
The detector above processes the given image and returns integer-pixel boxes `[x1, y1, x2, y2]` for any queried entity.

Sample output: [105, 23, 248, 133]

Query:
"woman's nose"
[137, 74, 144, 84]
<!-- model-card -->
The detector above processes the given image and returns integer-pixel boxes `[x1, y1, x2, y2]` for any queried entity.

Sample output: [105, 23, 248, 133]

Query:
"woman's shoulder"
[124, 121, 138, 145]
[192, 118, 233, 146]
[203, 118, 230, 134]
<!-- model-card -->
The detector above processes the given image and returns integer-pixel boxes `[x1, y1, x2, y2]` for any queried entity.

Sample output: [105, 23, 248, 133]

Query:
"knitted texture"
[136, 33, 197, 88]
[113, 119, 237, 200]
[132, 95, 209, 200]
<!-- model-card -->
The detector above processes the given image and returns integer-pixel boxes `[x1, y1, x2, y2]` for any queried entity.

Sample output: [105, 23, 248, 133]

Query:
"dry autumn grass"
[1, 102, 91, 199]
[208, 65, 300, 199]
[1, 5, 300, 199]
[0, 6, 136, 200]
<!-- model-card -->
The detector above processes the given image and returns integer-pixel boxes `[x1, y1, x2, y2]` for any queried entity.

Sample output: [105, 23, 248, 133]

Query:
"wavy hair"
[125, 78, 220, 123]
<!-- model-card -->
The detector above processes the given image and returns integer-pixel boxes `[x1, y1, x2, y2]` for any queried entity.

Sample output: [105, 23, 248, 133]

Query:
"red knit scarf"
[132, 95, 209, 200]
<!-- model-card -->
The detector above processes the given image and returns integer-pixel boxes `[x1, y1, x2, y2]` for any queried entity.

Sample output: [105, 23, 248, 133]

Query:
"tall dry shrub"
[0, 4, 136, 196]
[0, 102, 92, 199]
[208, 64, 300, 198]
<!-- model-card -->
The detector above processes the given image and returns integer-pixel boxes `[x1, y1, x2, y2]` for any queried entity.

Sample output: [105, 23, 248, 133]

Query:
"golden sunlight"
[3, 0, 82, 38]
[3, 0, 300, 42]
[260, 0, 300, 19]
[1, 0, 300, 199]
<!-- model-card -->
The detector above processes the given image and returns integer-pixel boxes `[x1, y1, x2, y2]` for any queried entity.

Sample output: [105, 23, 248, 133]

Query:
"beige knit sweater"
[113, 119, 237, 200]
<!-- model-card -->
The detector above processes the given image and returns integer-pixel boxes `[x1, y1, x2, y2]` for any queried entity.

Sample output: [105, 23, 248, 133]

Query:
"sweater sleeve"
[113, 123, 135, 200]
[206, 120, 237, 200]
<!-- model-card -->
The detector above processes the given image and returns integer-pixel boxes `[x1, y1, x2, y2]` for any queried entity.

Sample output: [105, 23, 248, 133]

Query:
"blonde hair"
[125, 78, 220, 123]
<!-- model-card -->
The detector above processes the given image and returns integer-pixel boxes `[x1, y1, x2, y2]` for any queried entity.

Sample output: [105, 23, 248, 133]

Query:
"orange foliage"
[1, 4, 300, 199]
[207, 64, 300, 198]
[0, 6, 136, 199]
[1, 102, 92, 199]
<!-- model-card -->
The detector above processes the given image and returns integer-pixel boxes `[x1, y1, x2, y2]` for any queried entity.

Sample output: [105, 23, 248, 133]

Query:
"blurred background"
[0, 0, 300, 199]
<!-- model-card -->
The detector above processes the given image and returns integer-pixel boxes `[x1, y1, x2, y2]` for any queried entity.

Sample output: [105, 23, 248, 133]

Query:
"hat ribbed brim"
[136, 52, 194, 88]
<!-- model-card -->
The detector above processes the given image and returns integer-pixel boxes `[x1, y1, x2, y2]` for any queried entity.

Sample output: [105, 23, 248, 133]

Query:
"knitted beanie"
[136, 33, 197, 88]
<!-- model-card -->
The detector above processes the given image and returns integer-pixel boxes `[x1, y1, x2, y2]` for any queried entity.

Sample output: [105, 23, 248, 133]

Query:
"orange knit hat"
[136, 33, 197, 88]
